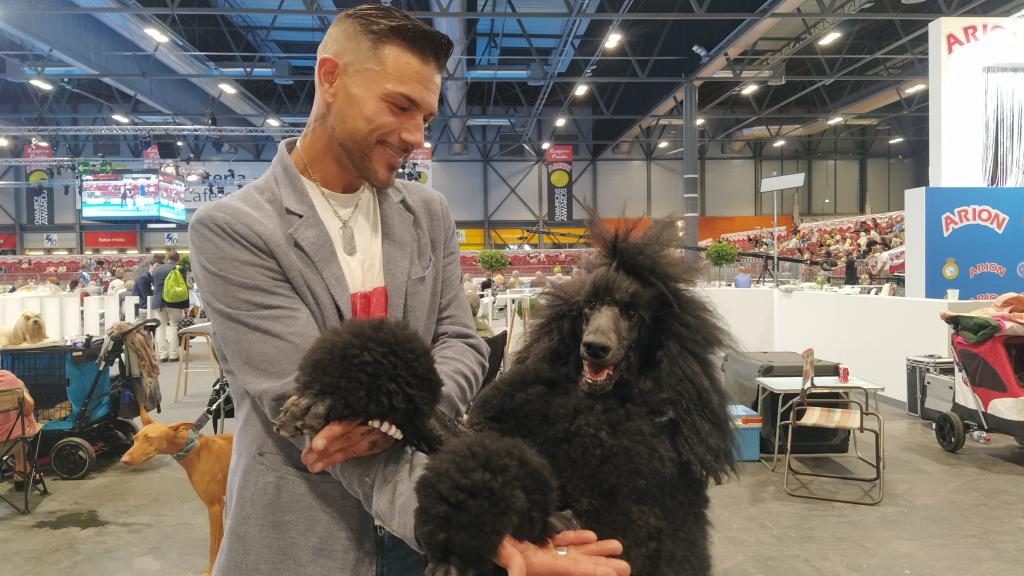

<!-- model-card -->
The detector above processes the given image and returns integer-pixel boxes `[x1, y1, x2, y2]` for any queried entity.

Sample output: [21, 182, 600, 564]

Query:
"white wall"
[810, 159, 860, 215]
[701, 287, 986, 404]
[704, 159, 755, 216]
[433, 162, 485, 221]
[486, 162, 542, 221]
[596, 160, 647, 217]
[650, 160, 684, 218]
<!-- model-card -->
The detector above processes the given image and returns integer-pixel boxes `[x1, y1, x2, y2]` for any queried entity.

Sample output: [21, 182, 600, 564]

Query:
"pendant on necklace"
[341, 222, 358, 256]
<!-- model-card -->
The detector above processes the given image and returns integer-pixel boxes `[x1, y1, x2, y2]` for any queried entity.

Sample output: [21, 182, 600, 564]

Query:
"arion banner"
[546, 145, 573, 223]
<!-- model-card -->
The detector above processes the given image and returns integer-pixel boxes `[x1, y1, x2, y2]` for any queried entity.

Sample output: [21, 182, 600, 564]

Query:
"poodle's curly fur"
[273, 319, 446, 454]
[453, 219, 736, 575]
[276, 220, 735, 575]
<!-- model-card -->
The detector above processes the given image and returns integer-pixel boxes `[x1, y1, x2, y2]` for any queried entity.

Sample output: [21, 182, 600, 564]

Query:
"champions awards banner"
[924, 187, 1024, 300]
[405, 148, 432, 187]
[546, 145, 573, 222]
[27, 187, 54, 226]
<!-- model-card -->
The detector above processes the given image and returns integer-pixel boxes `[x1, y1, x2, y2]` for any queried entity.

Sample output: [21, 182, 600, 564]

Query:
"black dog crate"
[906, 355, 955, 420]
[722, 351, 849, 455]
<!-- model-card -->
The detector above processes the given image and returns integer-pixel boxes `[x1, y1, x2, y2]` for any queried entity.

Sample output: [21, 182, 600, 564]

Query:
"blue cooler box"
[729, 404, 763, 462]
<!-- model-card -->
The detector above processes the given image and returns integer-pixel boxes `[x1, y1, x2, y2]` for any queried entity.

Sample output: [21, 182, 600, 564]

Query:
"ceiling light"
[186, 173, 200, 182]
[818, 31, 843, 46]
[575, 84, 589, 97]
[266, 117, 282, 127]
[827, 116, 844, 125]
[604, 32, 622, 49]
[111, 113, 130, 123]
[541, 142, 551, 150]
[658, 141, 669, 148]
[144, 27, 169, 43]
[695, 117, 705, 126]
[772, 139, 785, 147]
[176, 141, 183, 146]
[555, 117, 567, 127]
[35, 140, 49, 148]
[905, 83, 926, 94]
[889, 137, 905, 144]
[741, 83, 759, 95]
[0, 137, 8, 147]
[218, 82, 238, 95]
[29, 78, 54, 91]
[423, 142, 432, 149]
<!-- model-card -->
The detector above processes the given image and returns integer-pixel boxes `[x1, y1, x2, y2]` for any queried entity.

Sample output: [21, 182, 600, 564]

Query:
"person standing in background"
[151, 250, 188, 362]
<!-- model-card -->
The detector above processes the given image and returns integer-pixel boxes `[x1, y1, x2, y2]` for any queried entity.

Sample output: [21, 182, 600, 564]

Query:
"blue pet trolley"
[2, 318, 160, 479]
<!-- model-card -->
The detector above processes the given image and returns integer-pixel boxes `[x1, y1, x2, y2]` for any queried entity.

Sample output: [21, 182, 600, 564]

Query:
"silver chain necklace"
[295, 140, 367, 256]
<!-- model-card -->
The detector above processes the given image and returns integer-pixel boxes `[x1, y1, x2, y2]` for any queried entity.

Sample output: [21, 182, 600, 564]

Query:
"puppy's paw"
[274, 394, 332, 437]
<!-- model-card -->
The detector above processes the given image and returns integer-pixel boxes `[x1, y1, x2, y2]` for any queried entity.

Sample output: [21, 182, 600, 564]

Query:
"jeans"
[153, 307, 184, 360]
[376, 527, 425, 576]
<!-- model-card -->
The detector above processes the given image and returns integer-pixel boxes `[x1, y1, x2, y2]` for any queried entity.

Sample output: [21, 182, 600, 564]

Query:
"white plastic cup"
[946, 289, 959, 301]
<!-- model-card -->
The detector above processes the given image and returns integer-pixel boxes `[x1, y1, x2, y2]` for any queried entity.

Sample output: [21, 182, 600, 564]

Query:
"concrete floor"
[2, 347, 1023, 576]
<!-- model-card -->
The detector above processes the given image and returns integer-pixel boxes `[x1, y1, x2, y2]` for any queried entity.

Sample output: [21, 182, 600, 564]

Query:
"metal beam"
[0, 74, 930, 83]
[0, 6, 985, 20]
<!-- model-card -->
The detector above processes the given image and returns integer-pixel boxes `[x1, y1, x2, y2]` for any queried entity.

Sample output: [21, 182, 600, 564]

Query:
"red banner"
[83, 231, 138, 248]
[0, 233, 15, 250]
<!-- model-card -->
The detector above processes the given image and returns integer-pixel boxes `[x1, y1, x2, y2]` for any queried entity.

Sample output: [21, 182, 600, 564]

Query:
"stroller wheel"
[107, 419, 140, 455]
[50, 437, 97, 480]
[935, 411, 966, 453]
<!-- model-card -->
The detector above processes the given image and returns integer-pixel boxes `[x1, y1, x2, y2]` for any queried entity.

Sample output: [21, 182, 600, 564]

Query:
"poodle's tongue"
[585, 362, 614, 382]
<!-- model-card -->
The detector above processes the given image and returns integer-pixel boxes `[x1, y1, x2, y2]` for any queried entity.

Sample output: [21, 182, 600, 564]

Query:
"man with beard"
[189, 5, 627, 576]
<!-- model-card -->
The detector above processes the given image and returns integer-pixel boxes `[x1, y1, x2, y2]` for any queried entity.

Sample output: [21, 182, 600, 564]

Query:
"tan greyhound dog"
[121, 406, 233, 576]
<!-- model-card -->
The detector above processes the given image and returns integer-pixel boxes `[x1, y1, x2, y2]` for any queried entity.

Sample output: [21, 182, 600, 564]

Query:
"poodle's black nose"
[582, 340, 611, 360]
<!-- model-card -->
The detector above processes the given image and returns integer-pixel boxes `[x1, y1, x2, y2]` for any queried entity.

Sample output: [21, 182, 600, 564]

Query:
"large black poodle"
[275, 219, 735, 576]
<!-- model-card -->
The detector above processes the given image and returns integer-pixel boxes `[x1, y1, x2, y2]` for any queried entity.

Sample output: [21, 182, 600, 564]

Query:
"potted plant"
[477, 249, 510, 276]
[705, 242, 739, 286]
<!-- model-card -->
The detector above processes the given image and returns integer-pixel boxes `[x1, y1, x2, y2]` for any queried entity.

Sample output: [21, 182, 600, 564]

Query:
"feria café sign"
[182, 162, 270, 208]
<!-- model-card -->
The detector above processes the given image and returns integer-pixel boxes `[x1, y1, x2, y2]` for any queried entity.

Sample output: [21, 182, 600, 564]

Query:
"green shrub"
[705, 242, 739, 268]
[477, 249, 510, 274]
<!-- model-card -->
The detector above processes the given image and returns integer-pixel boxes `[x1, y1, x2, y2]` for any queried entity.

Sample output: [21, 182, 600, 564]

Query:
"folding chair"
[781, 380, 884, 505]
[176, 322, 220, 402]
[0, 389, 48, 514]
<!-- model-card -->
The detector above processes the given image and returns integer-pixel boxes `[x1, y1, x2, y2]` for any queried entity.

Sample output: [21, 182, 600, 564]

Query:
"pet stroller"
[2, 318, 160, 479]
[935, 314, 1024, 452]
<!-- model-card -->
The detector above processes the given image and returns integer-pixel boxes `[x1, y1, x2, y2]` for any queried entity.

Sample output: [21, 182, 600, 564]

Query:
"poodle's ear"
[654, 289, 736, 484]
[516, 282, 585, 370]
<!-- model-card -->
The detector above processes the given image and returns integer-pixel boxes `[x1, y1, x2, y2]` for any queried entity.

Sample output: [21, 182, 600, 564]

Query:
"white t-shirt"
[302, 178, 388, 318]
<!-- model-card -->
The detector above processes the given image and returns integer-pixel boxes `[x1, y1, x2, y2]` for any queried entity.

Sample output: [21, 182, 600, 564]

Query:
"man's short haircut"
[324, 4, 454, 73]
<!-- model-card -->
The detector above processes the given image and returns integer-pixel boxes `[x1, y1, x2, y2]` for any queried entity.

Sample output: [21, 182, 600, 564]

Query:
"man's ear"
[317, 56, 343, 102]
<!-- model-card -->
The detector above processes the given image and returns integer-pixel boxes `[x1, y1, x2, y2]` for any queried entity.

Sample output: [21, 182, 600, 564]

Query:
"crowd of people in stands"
[720, 212, 906, 282]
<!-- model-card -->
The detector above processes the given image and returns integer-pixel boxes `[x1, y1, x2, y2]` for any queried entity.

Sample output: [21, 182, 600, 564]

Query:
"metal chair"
[175, 322, 219, 402]
[0, 389, 48, 514]
[781, 381, 884, 505]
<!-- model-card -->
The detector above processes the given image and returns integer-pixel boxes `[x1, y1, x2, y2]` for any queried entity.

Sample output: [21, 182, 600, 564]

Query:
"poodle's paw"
[273, 394, 331, 437]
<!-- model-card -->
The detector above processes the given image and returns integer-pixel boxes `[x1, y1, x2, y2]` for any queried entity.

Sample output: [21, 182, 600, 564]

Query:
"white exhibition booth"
[702, 287, 984, 405]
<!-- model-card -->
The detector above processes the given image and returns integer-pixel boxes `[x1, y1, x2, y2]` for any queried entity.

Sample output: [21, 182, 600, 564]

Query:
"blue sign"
[925, 187, 1024, 300]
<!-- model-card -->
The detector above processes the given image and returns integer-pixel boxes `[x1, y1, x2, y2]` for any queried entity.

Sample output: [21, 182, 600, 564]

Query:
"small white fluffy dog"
[0, 311, 50, 347]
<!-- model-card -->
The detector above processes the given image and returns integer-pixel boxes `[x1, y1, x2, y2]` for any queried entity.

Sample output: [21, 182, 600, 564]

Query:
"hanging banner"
[404, 148, 432, 187]
[27, 187, 54, 226]
[546, 145, 573, 222]
[22, 143, 53, 184]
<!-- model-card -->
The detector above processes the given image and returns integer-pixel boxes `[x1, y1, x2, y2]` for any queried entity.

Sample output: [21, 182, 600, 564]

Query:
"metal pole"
[683, 81, 699, 250]
[773, 189, 779, 274]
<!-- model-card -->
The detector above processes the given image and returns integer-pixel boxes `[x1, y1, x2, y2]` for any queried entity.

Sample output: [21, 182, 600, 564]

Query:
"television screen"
[82, 173, 186, 222]
[157, 179, 187, 222]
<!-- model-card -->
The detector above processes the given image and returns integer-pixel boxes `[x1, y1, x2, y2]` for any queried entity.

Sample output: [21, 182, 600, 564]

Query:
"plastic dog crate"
[729, 404, 762, 462]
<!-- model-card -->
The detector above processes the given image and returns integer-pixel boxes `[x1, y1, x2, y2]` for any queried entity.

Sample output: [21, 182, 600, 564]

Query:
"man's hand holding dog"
[497, 530, 631, 576]
[301, 420, 395, 473]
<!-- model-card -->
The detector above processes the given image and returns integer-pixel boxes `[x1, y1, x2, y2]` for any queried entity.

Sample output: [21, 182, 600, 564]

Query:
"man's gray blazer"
[190, 138, 488, 575]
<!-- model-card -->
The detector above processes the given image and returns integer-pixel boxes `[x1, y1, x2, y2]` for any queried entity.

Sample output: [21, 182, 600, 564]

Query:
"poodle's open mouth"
[580, 360, 618, 394]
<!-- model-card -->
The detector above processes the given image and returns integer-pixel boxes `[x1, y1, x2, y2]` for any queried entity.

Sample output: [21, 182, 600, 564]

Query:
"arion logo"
[1018, 261, 1024, 279]
[941, 205, 1009, 237]
[968, 262, 1006, 279]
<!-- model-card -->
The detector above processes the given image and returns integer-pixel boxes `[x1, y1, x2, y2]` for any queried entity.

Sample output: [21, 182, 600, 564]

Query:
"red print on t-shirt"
[351, 286, 388, 319]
